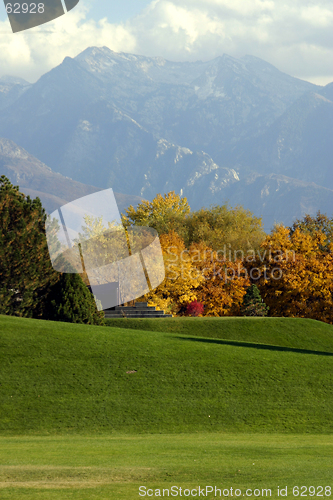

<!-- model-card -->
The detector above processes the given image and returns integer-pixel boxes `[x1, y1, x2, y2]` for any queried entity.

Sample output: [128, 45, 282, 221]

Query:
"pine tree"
[241, 284, 269, 317]
[0, 176, 104, 324]
[0, 175, 58, 316]
[35, 273, 105, 325]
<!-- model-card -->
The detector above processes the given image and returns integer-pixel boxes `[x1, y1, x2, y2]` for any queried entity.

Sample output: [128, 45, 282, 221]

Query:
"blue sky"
[0, 0, 152, 24]
[87, 0, 153, 23]
[1, 0, 333, 85]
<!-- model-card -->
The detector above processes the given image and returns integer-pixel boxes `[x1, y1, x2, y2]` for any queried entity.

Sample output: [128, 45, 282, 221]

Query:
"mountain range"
[0, 137, 142, 214]
[0, 47, 332, 230]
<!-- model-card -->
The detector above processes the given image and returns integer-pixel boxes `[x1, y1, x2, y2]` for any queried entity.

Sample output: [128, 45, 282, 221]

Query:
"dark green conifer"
[36, 273, 105, 325]
[0, 175, 57, 316]
[241, 284, 269, 317]
[0, 176, 104, 324]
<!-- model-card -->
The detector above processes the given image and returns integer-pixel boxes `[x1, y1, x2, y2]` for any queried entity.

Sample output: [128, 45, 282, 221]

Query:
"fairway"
[1, 314, 333, 498]
[1, 433, 333, 499]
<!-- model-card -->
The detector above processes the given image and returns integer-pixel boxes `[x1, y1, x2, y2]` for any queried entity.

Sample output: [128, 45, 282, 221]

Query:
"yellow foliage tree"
[123, 191, 266, 258]
[74, 215, 128, 288]
[244, 225, 333, 323]
[141, 230, 203, 315]
[189, 242, 250, 316]
[122, 191, 191, 241]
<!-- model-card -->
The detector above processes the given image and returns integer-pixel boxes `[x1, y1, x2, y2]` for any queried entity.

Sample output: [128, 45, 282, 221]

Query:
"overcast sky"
[1, 0, 333, 85]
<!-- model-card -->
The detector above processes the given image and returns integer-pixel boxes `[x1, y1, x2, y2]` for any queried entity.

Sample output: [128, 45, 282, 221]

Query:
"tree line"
[1, 176, 333, 324]
[123, 192, 333, 323]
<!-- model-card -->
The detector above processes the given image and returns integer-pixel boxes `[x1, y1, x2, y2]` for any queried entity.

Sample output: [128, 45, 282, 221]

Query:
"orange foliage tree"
[141, 230, 203, 315]
[189, 242, 250, 316]
[140, 233, 251, 317]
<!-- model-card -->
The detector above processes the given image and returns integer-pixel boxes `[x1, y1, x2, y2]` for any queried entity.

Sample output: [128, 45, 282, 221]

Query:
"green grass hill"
[1, 315, 333, 435]
[105, 316, 333, 352]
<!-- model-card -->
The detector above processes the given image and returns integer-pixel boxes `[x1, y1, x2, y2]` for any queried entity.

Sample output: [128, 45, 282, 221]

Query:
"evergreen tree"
[241, 284, 269, 317]
[35, 273, 105, 325]
[0, 175, 58, 316]
[0, 176, 104, 324]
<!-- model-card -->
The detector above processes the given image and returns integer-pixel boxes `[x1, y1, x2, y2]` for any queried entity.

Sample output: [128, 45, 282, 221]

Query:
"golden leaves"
[244, 225, 333, 323]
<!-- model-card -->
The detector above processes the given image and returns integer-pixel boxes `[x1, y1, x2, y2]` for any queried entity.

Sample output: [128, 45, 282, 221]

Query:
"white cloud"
[0, 4, 136, 82]
[127, 0, 333, 83]
[0, 0, 333, 84]
[300, 5, 333, 27]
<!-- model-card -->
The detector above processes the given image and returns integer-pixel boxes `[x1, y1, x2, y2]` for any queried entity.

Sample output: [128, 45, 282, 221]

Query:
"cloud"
[0, 4, 136, 82]
[129, 0, 333, 82]
[0, 0, 333, 84]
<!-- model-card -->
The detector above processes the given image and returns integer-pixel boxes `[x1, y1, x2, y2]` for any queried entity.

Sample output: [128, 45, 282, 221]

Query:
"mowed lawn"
[105, 316, 333, 353]
[1, 433, 333, 499]
[1, 314, 333, 498]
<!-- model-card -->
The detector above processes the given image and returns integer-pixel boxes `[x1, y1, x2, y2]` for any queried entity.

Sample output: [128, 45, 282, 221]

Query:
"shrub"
[35, 273, 105, 325]
[186, 300, 204, 317]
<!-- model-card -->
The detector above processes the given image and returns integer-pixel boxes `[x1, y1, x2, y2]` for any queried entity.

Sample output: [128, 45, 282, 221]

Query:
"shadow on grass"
[176, 337, 333, 357]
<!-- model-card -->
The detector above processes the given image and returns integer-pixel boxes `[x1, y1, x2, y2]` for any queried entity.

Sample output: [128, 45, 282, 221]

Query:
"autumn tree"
[290, 211, 333, 251]
[123, 192, 266, 258]
[243, 224, 333, 323]
[189, 241, 250, 316]
[140, 230, 203, 315]
[73, 214, 128, 287]
[122, 191, 191, 241]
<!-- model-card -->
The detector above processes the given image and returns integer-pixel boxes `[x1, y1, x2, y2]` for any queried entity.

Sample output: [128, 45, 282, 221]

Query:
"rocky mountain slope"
[236, 92, 333, 189]
[0, 75, 31, 111]
[0, 47, 331, 229]
[0, 138, 142, 214]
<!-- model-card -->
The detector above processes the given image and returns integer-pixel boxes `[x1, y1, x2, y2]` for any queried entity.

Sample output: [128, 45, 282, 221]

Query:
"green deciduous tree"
[185, 204, 266, 255]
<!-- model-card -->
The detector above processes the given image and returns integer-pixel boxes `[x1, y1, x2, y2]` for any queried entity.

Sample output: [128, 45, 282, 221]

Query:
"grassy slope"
[1, 314, 333, 435]
[105, 317, 333, 353]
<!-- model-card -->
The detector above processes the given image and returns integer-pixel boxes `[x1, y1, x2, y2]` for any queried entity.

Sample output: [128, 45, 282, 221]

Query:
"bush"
[35, 273, 105, 325]
[186, 300, 204, 317]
